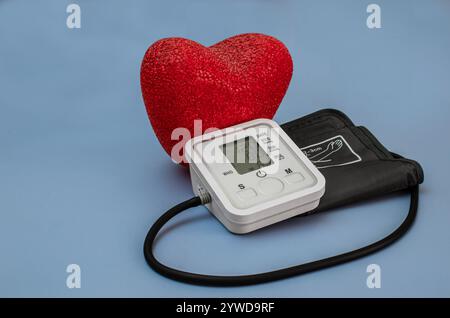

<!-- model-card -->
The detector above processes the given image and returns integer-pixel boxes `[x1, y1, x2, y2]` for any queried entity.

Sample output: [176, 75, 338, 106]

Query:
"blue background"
[1, 0, 449, 297]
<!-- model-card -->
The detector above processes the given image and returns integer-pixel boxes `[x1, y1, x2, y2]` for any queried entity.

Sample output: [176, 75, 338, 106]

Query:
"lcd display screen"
[220, 136, 273, 175]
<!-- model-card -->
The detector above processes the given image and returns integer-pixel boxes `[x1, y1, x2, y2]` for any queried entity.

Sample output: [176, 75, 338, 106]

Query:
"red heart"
[140, 33, 293, 163]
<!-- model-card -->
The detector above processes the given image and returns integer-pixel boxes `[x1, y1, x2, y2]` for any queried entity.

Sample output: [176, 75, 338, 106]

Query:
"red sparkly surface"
[140, 33, 293, 163]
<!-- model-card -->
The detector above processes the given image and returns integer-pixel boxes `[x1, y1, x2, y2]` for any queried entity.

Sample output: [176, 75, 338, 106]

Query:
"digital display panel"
[220, 136, 273, 175]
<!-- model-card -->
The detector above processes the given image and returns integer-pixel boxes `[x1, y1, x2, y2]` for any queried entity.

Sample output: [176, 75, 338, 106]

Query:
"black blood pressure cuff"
[281, 109, 424, 213]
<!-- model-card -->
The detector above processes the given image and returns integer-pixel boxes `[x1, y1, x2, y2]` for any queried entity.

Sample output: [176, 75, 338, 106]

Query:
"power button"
[258, 177, 284, 195]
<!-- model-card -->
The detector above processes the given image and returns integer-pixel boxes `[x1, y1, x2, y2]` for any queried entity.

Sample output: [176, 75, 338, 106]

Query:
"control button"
[284, 172, 305, 184]
[258, 177, 284, 195]
[237, 188, 257, 201]
[256, 170, 267, 178]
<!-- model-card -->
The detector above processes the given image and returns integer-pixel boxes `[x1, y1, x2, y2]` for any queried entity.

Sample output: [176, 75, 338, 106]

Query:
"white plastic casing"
[185, 118, 326, 234]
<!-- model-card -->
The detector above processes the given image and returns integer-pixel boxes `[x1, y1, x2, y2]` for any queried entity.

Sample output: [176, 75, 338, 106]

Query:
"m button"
[284, 172, 305, 184]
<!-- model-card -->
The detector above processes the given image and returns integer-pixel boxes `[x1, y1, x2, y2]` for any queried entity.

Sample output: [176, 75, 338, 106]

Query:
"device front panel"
[194, 123, 318, 211]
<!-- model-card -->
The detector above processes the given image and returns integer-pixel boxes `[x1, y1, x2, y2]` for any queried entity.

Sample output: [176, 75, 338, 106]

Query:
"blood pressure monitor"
[185, 118, 326, 233]
[144, 111, 422, 286]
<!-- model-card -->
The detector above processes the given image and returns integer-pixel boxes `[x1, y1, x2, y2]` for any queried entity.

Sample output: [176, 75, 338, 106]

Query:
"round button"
[258, 177, 284, 195]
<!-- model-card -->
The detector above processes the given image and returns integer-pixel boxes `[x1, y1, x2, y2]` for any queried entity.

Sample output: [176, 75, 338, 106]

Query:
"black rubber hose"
[143, 185, 419, 286]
